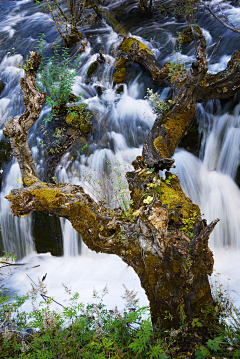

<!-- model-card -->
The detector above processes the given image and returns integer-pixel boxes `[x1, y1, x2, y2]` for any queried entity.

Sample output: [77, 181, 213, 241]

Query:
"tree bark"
[115, 28, 240, 169]
[3, 52, 46, 186]
[6, 31, 240, 329]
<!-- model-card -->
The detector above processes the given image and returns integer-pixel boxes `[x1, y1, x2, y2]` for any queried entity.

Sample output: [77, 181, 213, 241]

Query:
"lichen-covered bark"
[3, 52, 46, 186]
[138, 27, 240, 169]
[114, 37, 172, 87]
[196, 50, 240, 102]
[5, 157, 218, 328]
[142, 27, 207, 169]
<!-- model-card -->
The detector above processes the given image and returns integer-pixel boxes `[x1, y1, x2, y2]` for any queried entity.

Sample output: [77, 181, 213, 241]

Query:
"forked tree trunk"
[4, 28, 240, 329]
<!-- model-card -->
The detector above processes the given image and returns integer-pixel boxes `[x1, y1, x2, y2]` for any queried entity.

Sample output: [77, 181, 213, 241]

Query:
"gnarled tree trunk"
[4, 29, 240, 328]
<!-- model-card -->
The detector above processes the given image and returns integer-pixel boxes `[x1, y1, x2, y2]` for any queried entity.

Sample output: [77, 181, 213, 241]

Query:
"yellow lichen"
[160, 176, 200, 221]
[154, 105, 197, 159]
[154, 136, 169, 158]
[113, 56, 127, 86]
[32, 187, 64, 207]
[121, 37, 154, 56]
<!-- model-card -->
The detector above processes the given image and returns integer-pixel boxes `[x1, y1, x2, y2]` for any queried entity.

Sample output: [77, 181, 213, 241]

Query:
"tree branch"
[3, 52, 46, 186]
[202, 1, 240, 34]
[196, 50, 240, 102]
[4, 50, 220, 329]
[142, 28, 207, 168]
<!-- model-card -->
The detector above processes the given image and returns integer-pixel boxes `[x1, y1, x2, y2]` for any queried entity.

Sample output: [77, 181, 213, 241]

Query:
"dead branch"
[202, 1, 240, 34]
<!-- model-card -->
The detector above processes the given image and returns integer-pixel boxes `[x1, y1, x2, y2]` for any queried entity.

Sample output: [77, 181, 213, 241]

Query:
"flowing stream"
[1, 0, 240, 312]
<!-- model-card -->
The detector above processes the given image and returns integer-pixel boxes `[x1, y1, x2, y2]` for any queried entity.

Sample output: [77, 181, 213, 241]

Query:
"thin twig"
[202, 1, 240, 34]
[217, 3, 240, 31]
[0, 261, 26, 266]
[0, 317, 7, 329]
[209, 35, 224, 60]
[41, 294, 65, 308]
[26, 273, 38, 287]
[26, 274, 65, 308]
[45, 0, 68, 43]
[52, 0, 70, 22]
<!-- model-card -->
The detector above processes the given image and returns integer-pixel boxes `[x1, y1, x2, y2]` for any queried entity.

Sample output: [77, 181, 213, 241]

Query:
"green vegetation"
[167, 60, 187, 85]
[65, 105, 92, 133]
[35, 36, 83, 121]
[0, 272, 240, 358]
[145, 89, 169, 114]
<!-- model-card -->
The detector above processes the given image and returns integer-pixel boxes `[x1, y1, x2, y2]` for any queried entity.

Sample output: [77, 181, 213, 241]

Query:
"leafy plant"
[180, 210, 198, 237]
[167, 60, 187, 85]
[145, 88, 169, 114]
[66, 104, 92, 133]
[35, 36, 82, 122]
[1, 275, 240, 358]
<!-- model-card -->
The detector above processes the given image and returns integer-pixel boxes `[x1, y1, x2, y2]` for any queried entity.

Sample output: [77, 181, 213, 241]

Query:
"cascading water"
[1, 0, 240, 311]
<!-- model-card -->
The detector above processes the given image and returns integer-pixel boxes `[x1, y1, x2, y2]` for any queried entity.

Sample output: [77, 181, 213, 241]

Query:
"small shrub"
[35, 35, 83, 121]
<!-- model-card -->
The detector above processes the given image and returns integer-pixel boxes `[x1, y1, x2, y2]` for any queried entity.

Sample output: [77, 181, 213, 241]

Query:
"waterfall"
[173, 102, 240, 249]
[1, 0, 240, 311]
[0, 161, 35, 258]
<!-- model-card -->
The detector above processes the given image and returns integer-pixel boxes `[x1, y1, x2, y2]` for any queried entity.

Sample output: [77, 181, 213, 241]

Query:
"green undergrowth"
[35, 35, 90, 124]
[0, 272, 240, 359]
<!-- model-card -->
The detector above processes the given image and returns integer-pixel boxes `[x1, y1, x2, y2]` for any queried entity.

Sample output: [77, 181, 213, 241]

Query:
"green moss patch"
[87, 61, 99, 77]
[121, 37, 154, 56]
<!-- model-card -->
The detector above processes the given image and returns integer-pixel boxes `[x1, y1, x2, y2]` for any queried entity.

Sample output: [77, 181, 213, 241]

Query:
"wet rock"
[96, 86, 102, 96]
[0, 138, 11, 191]
[32, 211, 63, 256]
[235, 165, 240, 187]
[115, 84, 124, 94]
[0, 80, 5, 95]
[65, 105, 92, 134]
[87, 60, 99, 77]
[69, 137, 89, 158]
[178, 120, 200, 156]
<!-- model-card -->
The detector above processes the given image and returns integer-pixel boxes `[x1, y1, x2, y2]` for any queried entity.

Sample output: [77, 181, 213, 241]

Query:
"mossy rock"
[87, 61, 99, 77]
[178, 26, 200, 44]
[113, 69, 126, 85]
[113, 56, 127, 86]
[121, 37, 154, 56]
[65, 106, 91, 134]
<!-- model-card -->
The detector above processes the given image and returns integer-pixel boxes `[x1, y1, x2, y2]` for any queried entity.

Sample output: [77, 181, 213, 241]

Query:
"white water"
[1, 0, 240, 314]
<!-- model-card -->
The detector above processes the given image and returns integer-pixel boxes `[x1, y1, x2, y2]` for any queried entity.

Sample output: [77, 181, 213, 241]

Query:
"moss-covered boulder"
[121, 37, 154, 56]
[87, 61, 99, 77]
[178, 26, 203, 45]
[65, 105, 92, 134]
[113, 56, 127, 86]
